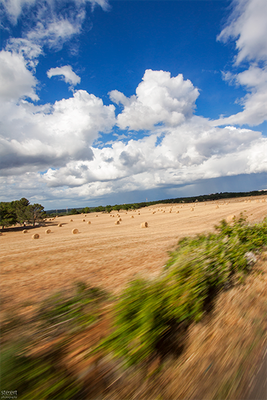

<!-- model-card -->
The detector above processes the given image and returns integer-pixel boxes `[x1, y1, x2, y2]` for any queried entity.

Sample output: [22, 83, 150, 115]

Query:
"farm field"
[1, 195, 267, 311]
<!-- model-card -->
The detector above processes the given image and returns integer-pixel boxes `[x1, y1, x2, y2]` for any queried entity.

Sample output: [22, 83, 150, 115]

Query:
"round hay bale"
[216, 205, 219, 209]
[115, 220, 120, 225]
[226, 215, 235, 223]
[58, 223, 63, 227]
[23, 229, 28, 233]
[84, 215, 87, 217]
[70, 219, 73, 222]
[95, 215, 98, 217]
[32, 233, 39, 239]
[119, 217, 122, 221]
[191, 207, 194, 211]
[72, 228, 79, 234]
[140, 222, 148, 228]
[131, 215, 134, 218]
[82, 219, 85, 222]
[87, 221, 91, 225]
[176, 211, 179, 214]
[45, 229, 51, 234]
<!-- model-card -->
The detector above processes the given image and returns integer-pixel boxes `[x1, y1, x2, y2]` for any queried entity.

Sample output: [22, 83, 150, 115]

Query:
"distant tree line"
[46, 190, 266, 217]
[0, 198, 45, 229]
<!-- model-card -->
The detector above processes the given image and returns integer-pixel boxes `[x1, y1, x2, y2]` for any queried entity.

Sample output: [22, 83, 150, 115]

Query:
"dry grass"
[1, 196, 266, 312]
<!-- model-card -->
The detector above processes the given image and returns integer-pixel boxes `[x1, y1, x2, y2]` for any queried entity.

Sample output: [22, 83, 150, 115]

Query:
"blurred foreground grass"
[1, 214, 267, 399]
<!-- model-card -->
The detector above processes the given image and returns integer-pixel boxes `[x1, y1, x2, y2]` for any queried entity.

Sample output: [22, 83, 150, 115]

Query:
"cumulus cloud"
[47, 65, 81, 86]
[109, 70, 199, 130]
[215, 0, 267, 127]
[0, 90, 116, 173]
[0, 50, 38, 101]
[40, 116, 267, 197]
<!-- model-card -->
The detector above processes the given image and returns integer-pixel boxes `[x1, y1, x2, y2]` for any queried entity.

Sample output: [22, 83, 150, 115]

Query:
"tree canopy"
[0, 198, 46, 229]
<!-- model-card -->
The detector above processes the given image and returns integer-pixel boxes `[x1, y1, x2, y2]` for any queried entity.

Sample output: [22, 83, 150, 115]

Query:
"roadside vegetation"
[1, 214, 267, 399]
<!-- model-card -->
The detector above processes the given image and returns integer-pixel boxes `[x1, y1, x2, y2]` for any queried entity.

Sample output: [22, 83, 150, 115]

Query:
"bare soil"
[1, 196, 267, 312]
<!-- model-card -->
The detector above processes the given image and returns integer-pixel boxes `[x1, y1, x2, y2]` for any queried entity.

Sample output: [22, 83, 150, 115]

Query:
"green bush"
[98, 215, 267, 367]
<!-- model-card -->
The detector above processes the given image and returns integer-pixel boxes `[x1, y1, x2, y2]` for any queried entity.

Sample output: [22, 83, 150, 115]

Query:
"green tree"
[11, 198, 30, 225]
[26, 203, 45, 226]
[0, 202, 17, 229]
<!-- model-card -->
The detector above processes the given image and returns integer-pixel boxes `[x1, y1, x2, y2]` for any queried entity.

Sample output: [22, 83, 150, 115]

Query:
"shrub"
[97, 215, 267, 367]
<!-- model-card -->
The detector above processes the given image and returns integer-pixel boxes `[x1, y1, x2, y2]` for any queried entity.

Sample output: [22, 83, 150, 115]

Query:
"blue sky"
[0, 0, 267, 209]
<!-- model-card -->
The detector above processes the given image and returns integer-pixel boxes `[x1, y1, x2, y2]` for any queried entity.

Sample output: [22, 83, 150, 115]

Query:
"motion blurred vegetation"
[1, 215, 267, 398]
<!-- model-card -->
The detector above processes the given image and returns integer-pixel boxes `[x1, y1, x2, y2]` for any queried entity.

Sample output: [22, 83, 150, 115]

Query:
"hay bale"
[70, 219, 73, 222]
[84, 215, 87, 217]
[87, 221, 91, 225]
[140, 222, 148, 228]
[95, 215, 98, 217]
[82, 219, 85, 222]
[118, 218, 122, 221]
[216, 205, 219, 209]
[176, 211, 179, 214]
[131, 215, 134, 218]
[226, 215, 235, 223]
[45, 229, 51, 234]
[32, 233, 39, 239]
[58, 223, 63, 227]
[115, 220, 120, 225]
[23, 229, 27, 233]
[191, 207, 194, 211]
[72, 228, 79, 234]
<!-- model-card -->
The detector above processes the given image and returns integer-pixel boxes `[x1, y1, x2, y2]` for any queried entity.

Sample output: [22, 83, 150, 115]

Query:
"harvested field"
[1, 196, 267, 312]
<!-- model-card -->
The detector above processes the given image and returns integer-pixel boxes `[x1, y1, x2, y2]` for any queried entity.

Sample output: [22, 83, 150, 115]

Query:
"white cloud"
[109, 69, 199, 131]
[0, 0, 110, 24]
[40, 117, 267, 197]
[0, 50, 39, 101]
[0, 0, 36, 24]
[218, 0, 267, 65]
[1, 0, 110, 57]
[0, 90, 116, 173]
[215, 0, 267, 127]
[214, 64, 267, 126]
[47, 65, 81, 86]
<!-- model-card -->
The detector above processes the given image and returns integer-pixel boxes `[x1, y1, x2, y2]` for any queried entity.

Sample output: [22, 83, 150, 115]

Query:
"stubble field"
[1, 196, 266, 312]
